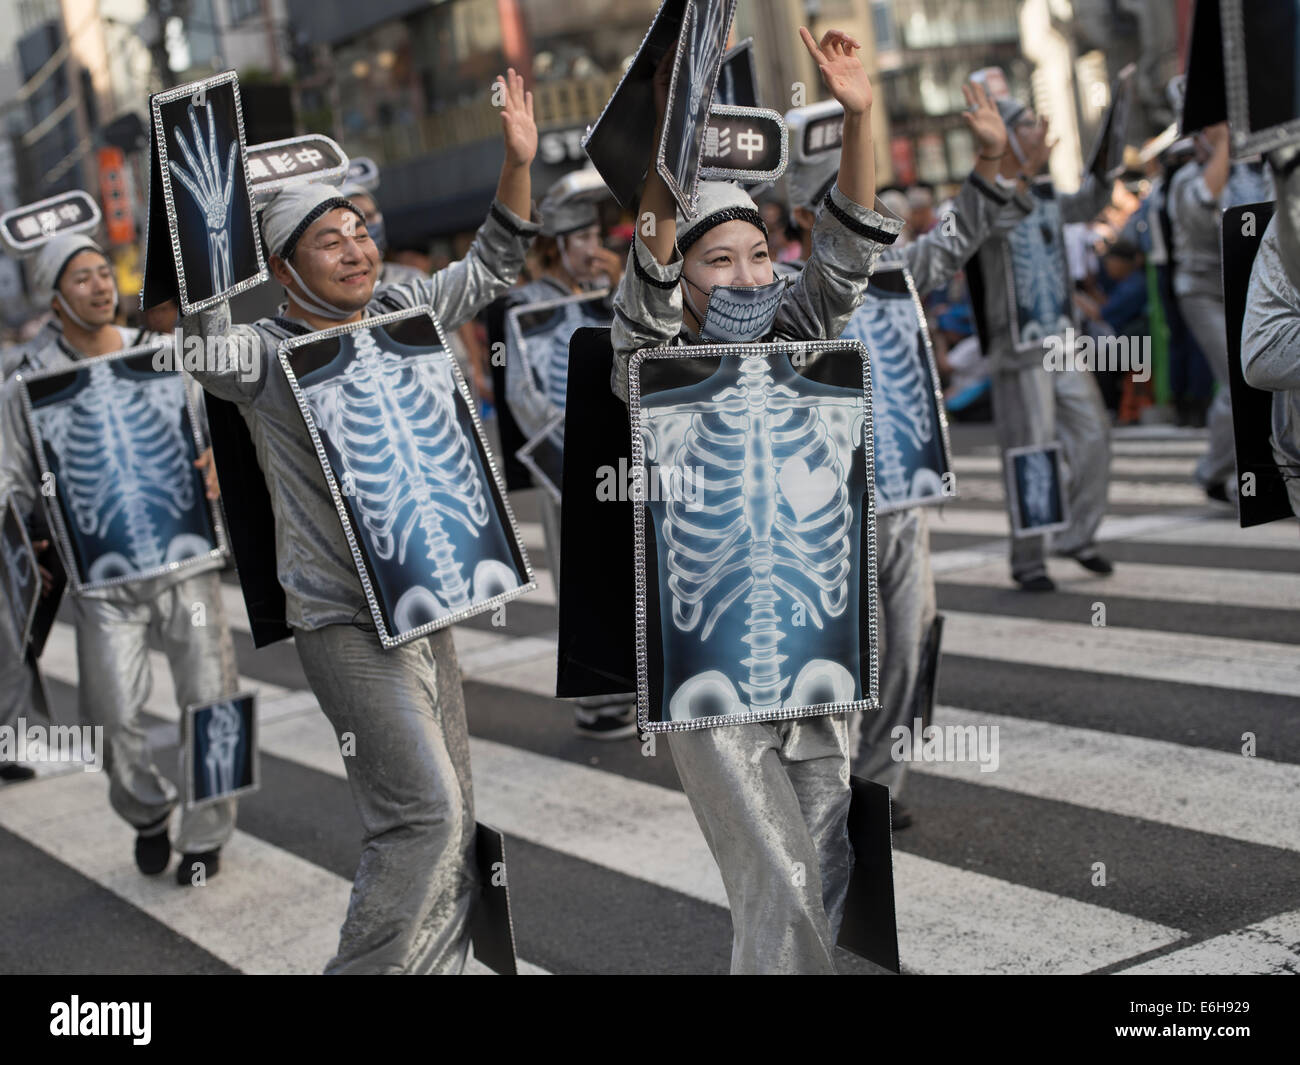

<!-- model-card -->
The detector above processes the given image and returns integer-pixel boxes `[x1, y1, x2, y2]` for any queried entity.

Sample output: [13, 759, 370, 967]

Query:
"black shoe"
[0, 763, 36, 783]
[890, 801, 914, 831]
[1205, 481, 1231, 504]
[574, 704, 638, 740]
[1069, 551, 1114, 576]
[134, 817, 172, 876]
[176, 849, 221, 886]
[1014, 574, 1056, 592]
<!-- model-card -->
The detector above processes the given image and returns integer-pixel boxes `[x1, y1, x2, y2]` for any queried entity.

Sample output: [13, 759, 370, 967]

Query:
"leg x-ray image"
[21, 348, 223, 593]
[1006, 182, 1073, 353]
[658, 0, 739, 215]
[282, 311, 533, 647]
[1006, 442, 1069, 536]
[185, 693, 257, 808]
[150, 73, 264, 313]
[1, 496, 39, 654]
[632, 342, 876, 731]
[840, 266, 952, 512]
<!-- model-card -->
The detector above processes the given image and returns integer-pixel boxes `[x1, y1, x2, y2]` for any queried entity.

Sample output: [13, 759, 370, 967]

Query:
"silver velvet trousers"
[294, 623, 477, 975]
[0, 615, 35, 734]
[991, 363, 1111, 580]
[72, 570, 239, 853]
[1178, 293, 1238, 491]
[667, 713, 853, 974]
[849, 506, 936, 797]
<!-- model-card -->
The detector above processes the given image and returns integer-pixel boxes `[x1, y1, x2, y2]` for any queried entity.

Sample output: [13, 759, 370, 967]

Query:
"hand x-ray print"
[281, 310, 534, 648]
[631, 340, 879, 732]
[20, 346, 226, 593]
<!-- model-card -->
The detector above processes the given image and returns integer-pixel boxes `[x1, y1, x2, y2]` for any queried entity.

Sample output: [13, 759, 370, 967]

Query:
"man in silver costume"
[182, 69, 541, 973]
[611, 28, 902, 973]
[783, 80, 1018, 829]
[0, 232, 239, 883]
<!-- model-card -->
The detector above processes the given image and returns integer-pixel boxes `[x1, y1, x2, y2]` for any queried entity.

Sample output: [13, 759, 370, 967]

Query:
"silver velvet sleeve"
[772, 183, 904, 343]
[899, 172, 1011, 299]
[183, 302, 270, 406]
[0, 376, 39, 516]
[610, 232, 685, 404]
[1243, 218, 1300, 392]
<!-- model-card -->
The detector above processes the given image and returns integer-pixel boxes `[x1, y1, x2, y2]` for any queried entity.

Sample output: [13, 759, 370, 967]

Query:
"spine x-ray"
[505, 290, 612, 503]
[630, 340, 878, 732]
[1005, 180, 1074, 355]
[1005, 442, 1070, 537]
[1, 494, 40, 655]
[19, 345, 227, 594]
[184, 692, 258, 809]
[839, 265, 953, 512]
[143, 71, 266, 314]
[280, 309, 534, 649]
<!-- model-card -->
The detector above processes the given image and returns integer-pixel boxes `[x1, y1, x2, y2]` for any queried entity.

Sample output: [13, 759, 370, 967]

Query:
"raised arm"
[181, 301, 271, 406]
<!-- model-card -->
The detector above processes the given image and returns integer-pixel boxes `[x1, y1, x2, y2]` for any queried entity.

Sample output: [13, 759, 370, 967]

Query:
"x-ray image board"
[630, 340, 879, 733]
[18, 346, 228, 594]
[715, 37, 760, 108]
[1084, 63, 1136, 183]
[1005, 442, 1070, 537]
[184, 691, 258, 810]
[1, 494, 40, 656]
[517, 413, 566, 506]
[279, 309, 535, 649]
[142, 71, 266, 314]
[505, 289, 612, 419]
[1003, 179, 1076, 357]
[840, 265, 954, 513]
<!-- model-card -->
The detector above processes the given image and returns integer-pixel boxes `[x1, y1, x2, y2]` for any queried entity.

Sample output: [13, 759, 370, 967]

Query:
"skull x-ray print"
[631, 341, 878, 732]
[1, 495, 39, 654]
[1005, 442, 1069, 537]
[282, 310, 534, 648]
[505, 290, 612, 503]
[1006, 181, 1074, 354]
[840, 266, 952, 512]
[185, 692, 257, 808]
[20, 347, 225, 593]
[150, 72, 264, 314]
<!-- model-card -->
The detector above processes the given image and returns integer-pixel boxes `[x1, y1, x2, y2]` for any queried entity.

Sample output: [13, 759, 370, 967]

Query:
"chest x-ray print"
[631, 341, 878, 732]
[840, 268, 952, 512]
[1006, 182, 1074, 354]
[21, 347, 224, 593]
[282, 311, 534, 648]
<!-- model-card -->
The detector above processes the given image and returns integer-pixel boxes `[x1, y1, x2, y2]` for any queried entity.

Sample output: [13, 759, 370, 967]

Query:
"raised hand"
[961, 80, 1008, 159]
[497, 68, 537, 169]
[169, 102, 238, 294]
[799, 27, 872, 115]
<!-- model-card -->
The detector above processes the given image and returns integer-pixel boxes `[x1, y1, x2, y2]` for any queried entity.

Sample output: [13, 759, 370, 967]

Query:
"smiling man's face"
[274, 207, 379, 313]
[55, 250, 117, 329]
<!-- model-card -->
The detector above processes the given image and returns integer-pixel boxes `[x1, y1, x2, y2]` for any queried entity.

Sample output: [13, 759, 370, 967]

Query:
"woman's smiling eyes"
[706, 248, 769, 267]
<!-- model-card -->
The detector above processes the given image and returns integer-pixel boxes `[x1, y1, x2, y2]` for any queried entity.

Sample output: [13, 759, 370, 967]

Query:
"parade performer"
[967, 88, 1116, 591]
[0, 231, 239, 884]
[183, 69, 541, 973]
[612, 28, 902, 973]
[784, 79, 1017, 827]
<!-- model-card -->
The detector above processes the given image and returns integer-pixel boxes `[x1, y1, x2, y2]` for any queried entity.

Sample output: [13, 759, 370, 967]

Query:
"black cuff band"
[822, 191, 898, 244]
[489, 202, 535, 238]
[969, 171, 1010, 205]
[633, 247, 680, 290]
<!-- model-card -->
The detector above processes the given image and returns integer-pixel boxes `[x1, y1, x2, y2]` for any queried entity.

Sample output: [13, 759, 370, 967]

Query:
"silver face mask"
[683, 274, 788, 344]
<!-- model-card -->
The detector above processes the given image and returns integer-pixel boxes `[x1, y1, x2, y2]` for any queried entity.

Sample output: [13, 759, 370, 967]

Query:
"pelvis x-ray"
[631, 341, 878, 732]
[840, 266, 953, 512]
[281, 310, 533, 648]
[20, 346, 225, 593]
[1005, 442, 1069, 537]
[2, 495, 39, 654]
[506, 291, 612, 503]
[185, 692, 257, 808]
[1006, 181, 1073, 354]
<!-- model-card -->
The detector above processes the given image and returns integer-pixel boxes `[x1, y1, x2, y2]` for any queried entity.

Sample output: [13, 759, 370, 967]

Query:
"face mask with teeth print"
[683, 274, 788, 344]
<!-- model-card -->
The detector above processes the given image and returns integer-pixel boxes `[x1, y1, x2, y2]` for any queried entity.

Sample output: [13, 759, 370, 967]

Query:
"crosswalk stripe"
[952, 455, 1197, 477]
[943, 611, 1300, 696]
[936, 558, 1300, 610]
[918, 706, 1300, 854]
[1113, 909, 1300, 975]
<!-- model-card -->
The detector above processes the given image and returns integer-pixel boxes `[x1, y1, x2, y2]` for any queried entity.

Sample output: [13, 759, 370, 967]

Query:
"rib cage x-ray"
[840, 275, 949, 510]
[1007, 186, 1073, 348]
[635, 347, 873, 729]
[289, 315, 531, 645]
[24, 350, 219, 590]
